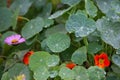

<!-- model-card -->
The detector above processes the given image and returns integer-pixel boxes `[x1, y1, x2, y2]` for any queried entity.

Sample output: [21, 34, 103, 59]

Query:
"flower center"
[99, 59, 104, 64]
[11, 39, 18, 43]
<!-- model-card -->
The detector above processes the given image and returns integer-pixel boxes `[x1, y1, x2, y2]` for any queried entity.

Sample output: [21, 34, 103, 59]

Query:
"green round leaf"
[66, 12, 96, 37]
[1, 72, 10, 80]
[71, 46, 87, 65]
[59, 67, 75, 80]
[97, 18, 120, 49]
[73, 66, 89, 80]
[10, 0, 33, 15]
[22, 17, 44, 39]
[85, 0, 98, 18]
[61, 0, 81, 6]
[112, 54, 120, 67]
[88, 66, 105, 80]
[46, 55, 60, 67]
[34, 66, 49, 80]
[8, 63, 32, 80]
[0, 7, 12, 32]
[87, 42, 102, 54]
[46, 33, 70, 52]
[29, 51, 50, 71]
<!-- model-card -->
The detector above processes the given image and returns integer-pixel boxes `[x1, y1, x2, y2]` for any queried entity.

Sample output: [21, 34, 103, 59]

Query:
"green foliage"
[1, 0, 120, 79]
[71, 46, 87, 65]
[46, 33, 70, 52]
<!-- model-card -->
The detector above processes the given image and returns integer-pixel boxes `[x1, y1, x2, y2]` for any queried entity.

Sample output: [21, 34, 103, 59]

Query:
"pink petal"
[18, 38, 26, 43]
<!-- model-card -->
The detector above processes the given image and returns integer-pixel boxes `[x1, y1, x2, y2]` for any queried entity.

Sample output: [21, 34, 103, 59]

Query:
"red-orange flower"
[23, 51, 34, 65]
[66, 62, 76, 69]
[94, 52, 110, 68]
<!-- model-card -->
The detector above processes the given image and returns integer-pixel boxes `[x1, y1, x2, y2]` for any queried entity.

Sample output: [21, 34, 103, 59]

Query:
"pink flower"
[4, 34, 25, 45]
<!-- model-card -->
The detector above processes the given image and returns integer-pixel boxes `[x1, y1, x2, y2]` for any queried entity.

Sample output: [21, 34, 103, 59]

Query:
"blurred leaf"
[116, 49, 120, 55]
[71, 46, 87, 65]
[112, 54, 120, 68]
[97, 17, 120, 49]
[39, 3, 52, 18]
[106, 72, 120, 80]
[61, 0, 81, 6]
[85, 0, 98, 17]
[45, 24, 67, 37]
[46, 33, 70, 52]
[0, 0, 6, 7]
[66, 11, 96, 37]
[111, 65, 120, 74]
[0, 7, 12, 32]
[10, 0, 33, 15]
[95, 0, 120, 22]
[87, 66, 105, 80]
[8, 63, 32, 80]
[22, 17, 44, 39]
[73, 66, 89, 80]
[46, 55, 60, 67]
[34, 66, 49, 80]
[87, 42, 102, 54]
[11, 8, 19, 30]
[41, 39, 52, 53]
[43, 18, 54, 28]
[48, 7, 72, 19]
[59, 67, 75, 80]
[29, 51, 50, 71]
[1, 72, 10, 80]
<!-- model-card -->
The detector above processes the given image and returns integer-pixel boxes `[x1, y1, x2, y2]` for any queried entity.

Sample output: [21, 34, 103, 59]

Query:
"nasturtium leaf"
[8, 63, 32, 80]
[46, 33, 70, 52]
[66, 11, 96, 37]
[0, 7, 12, 32]
[39, 3, 52, 18]
[34, 66, 49, 80]
[22, 17, 44, 39]
[48, 7, 72, 19]
[116, 49, 120, 55]
[73, 66, 89, 80]
[87, 42, 102, 54]
[87, 66, 105, 80]
[44, 18, 54, 28]
[1, 72, 10, 80]
[45, 24, 67, 37]
[10, 0, 33, 15]
[46, 55, 60, 67]
[106, 72, 120, 80]
[111, 65, 120, 74]
[11, 8, 19, 30]
[85, 0, 98, 18]
[29, 51, 50, 71]
[41, 39, 52, 53]
[95, 0, 120, 22]
[59, 67, 75, 80]
[112, 54, 120, 68]
[61, 0, 81, 6]
[95, 0, 112, 14]
[97, 17, 120, 49]
[71, 46, 87, 65]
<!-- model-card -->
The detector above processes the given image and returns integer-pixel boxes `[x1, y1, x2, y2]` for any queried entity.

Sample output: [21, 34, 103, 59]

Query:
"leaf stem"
[83, 37, 88, 46]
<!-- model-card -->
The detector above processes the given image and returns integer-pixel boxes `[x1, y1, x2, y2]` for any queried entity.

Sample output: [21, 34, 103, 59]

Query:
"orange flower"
[66, 62, 76, 69]
[23, 51, 34, 65]
[94, 52, 110, 68]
